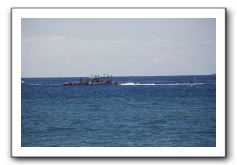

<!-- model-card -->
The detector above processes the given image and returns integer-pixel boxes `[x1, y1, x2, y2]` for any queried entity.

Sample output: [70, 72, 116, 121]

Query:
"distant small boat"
[21, 80, 24, 83]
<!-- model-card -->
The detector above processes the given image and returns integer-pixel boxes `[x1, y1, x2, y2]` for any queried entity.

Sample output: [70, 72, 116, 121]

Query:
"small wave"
[27, 83, 62, 86]
[46, 84, 61, 86]
[28, 84, 41, 86]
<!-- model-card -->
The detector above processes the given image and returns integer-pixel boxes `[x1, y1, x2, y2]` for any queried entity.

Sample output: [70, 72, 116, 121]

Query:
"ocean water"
[21, 75, 216, 147]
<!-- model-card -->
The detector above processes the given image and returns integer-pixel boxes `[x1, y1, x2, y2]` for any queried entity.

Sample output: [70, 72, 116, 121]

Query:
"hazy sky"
[22, 18, 216, 77]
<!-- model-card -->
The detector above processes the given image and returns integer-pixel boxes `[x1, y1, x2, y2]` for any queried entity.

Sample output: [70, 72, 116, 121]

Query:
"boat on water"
[64, 75, 118, 86]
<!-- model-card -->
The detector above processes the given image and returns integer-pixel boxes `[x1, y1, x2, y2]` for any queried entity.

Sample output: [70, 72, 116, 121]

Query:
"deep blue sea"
[22, 75, 216, 147]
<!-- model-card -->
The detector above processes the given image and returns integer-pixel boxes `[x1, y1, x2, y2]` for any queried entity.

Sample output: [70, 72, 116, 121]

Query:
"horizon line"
[21, 73, 216, 78]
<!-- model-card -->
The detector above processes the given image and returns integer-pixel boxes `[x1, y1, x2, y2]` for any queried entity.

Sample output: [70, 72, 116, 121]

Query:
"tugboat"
[64, 74, 117, 86]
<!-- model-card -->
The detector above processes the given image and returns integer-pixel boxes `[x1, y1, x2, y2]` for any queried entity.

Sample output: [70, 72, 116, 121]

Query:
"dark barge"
[64, 75, 118, 86]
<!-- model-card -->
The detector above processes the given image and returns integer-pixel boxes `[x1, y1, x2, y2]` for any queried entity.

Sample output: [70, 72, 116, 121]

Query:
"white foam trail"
[119, 82, 156, 86]
[119, 82, 209, 86]
[158, 83, 205, 86]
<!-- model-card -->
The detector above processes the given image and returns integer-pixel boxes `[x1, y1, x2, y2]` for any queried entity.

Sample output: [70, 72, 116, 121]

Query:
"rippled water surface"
[22, 75, 216, 147]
